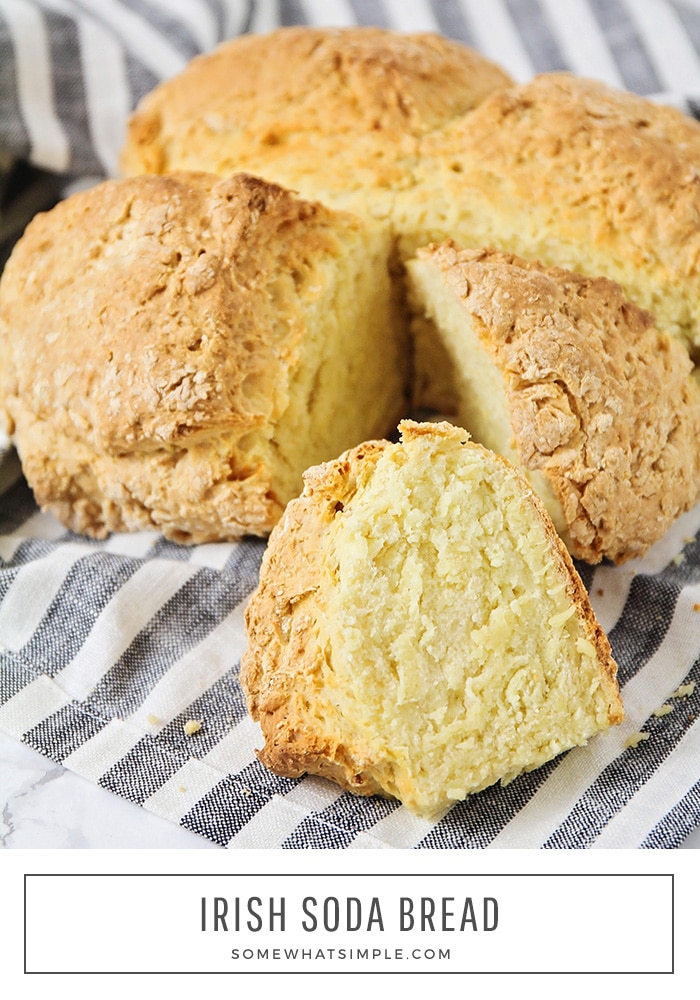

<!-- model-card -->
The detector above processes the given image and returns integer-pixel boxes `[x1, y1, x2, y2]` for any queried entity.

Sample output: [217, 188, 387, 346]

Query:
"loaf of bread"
[6, 27, 700, 561]
[407, 243, 700, 564]
[400, 72, 700, 358]
[0, 172, 406, 542]
[121, 25, 513, 217]
[242, 420, 623, 817]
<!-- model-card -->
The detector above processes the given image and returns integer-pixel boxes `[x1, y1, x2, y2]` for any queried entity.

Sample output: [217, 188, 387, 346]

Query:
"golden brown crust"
[413, 243, 700, 564]
[123, 35, 700, 353]
[242, 421, 623, 807]
[409, 72, 700, 354]
[121, 26, 512, 212]
[242, 436, 392, 796]
[0, 171, 397, 542]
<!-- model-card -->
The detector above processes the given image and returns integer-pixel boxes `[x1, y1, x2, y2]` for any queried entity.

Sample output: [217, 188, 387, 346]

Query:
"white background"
[22, 870, 672, 974]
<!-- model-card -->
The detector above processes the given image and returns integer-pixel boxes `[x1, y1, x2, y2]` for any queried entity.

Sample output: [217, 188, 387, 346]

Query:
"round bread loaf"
[9, 29, 700, 561]
[400, 72, 700, 358]
[121, 25, 513, 216]
[406, 243, 700, 564]
[0, 171, 407, 542]
[242, 420, 623, 817]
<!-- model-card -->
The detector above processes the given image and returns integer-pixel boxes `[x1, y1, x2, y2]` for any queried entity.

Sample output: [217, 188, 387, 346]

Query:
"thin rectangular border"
[23, 872, 674, 976]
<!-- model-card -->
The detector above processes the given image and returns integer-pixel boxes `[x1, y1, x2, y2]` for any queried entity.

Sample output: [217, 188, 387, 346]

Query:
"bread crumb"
[653, 704, 673, 717]
[671, 682, 696, 699]
[672, 553, 685, 565]
[625, 732, 650, 749]
[693, 603, 700, 612]
[183, 719, 203, 736]
[147, 714, 161, 726]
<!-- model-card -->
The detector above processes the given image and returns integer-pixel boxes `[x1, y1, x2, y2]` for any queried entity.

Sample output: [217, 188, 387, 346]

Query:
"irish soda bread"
[121, 26, 513, 218]
[407, 243, 700, 564]
[5, 26, 700, 561]
[242, 421, 623, 817]
[0, 172, 406, 542]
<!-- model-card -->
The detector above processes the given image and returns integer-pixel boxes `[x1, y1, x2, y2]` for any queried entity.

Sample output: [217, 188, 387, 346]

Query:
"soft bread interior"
[238, 223, 407, 510]
[314, 423, 620, 816]
[406, 254, 570, 542]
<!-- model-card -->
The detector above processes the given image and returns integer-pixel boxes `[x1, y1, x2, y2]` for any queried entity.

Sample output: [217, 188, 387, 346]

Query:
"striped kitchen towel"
[0, 0, 699, 849]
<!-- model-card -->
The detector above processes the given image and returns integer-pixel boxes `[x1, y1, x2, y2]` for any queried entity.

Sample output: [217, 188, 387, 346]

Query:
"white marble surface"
[1, 726, 698, 850]
[0, 726, 218, 849]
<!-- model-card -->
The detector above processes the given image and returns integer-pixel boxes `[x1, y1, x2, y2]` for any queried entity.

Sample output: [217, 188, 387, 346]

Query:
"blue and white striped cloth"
[1, 0, 699, 849]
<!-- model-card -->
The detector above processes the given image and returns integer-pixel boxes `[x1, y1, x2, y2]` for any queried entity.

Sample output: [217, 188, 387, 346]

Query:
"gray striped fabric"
[1, 0, 699, 849]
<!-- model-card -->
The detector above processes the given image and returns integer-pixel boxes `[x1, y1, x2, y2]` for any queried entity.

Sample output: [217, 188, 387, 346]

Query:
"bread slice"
[120, 25, 513, 218]
[242, 420, 623, 817]
[0, 172, 407, 542]
[406, 243, 700, 564]
[399, 72, 700, 358]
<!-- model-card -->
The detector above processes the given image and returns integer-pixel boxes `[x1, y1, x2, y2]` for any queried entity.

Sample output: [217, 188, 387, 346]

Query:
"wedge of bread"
[242, 420, 623, 817]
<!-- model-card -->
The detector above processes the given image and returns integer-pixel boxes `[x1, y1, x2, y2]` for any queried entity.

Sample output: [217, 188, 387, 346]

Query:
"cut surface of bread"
[242, 420, 623, 817]
[121, 25, 513, 217]
[406, 243, 700, 564]
[0, 172, 407, 542]
[399, 72, 700, 358]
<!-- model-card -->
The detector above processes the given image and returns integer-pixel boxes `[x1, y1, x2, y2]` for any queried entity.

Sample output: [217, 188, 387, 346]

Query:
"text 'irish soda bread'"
[242, 421, 623, 817]
[400, 72, 700, 358]
[0, 172, 406, 542]
[406, 243, 700, 564]
[121, 25, 513, 217]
